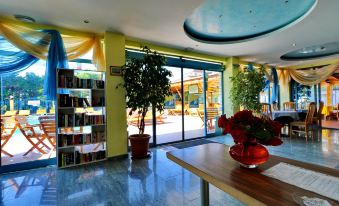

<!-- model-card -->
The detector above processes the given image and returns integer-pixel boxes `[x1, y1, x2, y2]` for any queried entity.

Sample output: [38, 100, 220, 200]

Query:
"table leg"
[200, 178, 209, 206]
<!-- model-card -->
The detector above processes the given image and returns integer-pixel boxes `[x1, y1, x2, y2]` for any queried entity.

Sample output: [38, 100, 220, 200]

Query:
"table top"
[166, 143, 338, 206]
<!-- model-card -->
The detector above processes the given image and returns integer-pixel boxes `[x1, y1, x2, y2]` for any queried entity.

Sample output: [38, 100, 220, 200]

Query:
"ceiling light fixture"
[14, 14, 35, 23]
[83, 20, 90, 24]
[292, 43, 296, 47]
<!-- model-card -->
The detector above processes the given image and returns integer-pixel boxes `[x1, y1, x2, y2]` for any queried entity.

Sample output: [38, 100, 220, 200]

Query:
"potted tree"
[230, 66, 265, 113]
[119, 46, 172, 158]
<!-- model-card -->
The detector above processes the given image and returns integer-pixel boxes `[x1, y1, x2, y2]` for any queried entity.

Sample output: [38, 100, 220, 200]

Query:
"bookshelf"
[56, 68, 106, 168]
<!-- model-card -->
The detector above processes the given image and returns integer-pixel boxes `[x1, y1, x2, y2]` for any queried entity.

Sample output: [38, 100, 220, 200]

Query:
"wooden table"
[166, 143, 339, 206]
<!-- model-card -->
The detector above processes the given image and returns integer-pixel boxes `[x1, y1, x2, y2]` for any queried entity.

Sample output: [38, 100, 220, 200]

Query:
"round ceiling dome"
[281, 41, 339, 60]
[184, 0, 317, 43]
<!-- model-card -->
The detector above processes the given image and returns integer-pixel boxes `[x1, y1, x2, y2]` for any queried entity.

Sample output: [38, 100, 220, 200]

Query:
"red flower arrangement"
[218, 110, 283, 146]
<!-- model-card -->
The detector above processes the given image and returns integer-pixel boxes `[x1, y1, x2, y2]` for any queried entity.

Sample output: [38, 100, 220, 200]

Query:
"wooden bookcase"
[56, 68, 107, 168]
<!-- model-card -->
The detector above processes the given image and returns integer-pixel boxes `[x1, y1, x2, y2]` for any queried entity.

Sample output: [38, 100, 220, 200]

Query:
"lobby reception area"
[0, 0, 338, 206]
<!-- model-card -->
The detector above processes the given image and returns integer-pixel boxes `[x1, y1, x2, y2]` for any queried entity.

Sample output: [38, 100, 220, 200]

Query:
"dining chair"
[39, 116, 57, 150]
[283, 102, 296, 111]
[313, 101, 324, 127]
[1, 117, 18, 157]
[289, 102, 316, 141]
[16, 116, 50, 156]
[272, 102, 279, 111]
[261, 103, 272, 119]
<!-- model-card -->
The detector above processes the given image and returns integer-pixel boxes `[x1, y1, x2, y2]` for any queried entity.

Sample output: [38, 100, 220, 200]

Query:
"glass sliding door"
[183, 69, 205, 139]
[205, 71, 223, 135]
[155, 67, 183, 144]
[1, 60, 56, 170]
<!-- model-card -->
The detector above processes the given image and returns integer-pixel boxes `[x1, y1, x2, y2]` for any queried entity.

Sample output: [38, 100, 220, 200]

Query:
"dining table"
[272, 110, 300, 120]
[166, 143, 339, 206]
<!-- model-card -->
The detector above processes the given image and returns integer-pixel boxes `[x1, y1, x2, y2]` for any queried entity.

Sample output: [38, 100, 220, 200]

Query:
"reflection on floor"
[0, 129, 338, 205]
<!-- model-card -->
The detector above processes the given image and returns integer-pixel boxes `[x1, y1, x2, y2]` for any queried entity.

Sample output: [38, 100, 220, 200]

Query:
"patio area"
[1, 115, 56, 166]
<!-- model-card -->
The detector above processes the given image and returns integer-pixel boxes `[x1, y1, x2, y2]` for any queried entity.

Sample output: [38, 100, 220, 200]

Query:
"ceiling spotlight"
[14, 14, 35, 23]
[292, 43, 296, 47]
[84, 20, 90, 24]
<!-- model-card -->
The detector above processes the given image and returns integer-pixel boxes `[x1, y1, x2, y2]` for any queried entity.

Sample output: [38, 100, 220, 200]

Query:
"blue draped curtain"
[271, 68, 279, 104]
[0, 36, 39, 75]
[43, 30, 68, 100]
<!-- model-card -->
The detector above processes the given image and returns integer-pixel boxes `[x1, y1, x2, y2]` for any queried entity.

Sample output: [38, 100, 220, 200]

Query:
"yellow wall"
[104, 32, 128, 157]
[223, 57, 240, 116]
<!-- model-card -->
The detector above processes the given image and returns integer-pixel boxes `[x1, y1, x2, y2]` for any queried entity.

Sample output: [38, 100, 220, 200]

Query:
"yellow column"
[326, 84, 332, 106]
[104, 32, 127, 157]
[223, 57, 240, 116]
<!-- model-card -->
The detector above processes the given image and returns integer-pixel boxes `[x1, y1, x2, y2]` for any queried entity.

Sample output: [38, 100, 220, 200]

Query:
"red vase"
[229, 142, 269, 168]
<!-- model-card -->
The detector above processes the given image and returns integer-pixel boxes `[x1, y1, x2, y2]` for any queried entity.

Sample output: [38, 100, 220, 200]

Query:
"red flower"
[217, 110, 283, 147]
[218, 114, 226, 128]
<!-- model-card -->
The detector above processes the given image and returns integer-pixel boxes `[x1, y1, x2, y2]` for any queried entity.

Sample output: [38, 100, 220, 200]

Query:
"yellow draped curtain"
[289, 62, 339, 86]
[0, 20, 105, 70]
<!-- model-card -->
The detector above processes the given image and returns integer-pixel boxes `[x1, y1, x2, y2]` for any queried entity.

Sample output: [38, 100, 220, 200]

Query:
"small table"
[166, 143, 338, 206]
[272, 110, 299, 120]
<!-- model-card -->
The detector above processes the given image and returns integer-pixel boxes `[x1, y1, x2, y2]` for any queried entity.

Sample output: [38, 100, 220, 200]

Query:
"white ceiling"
[0, 0, 339, 67]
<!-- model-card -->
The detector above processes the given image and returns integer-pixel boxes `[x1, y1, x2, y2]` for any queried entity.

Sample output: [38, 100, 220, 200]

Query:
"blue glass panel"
[184, 0, 316, 43]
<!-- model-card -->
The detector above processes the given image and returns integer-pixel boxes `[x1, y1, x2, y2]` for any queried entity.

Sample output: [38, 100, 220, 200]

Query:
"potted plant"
[119, 46, 172, 158]
[230, 66, 265, 113]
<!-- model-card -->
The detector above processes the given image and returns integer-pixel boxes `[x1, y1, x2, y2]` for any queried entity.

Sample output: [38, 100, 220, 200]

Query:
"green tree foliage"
[1, 72, 44, 109]
[230, 67, 265, 113]
[119, 46, 172, 134]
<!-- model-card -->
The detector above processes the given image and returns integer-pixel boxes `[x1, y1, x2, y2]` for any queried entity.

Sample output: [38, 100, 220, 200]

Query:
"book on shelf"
[58, 151, 75, 167]
[75, 150, 106, 164]
[91, 96, 105, 107]
[58, 94, 90, 108]
[58, 114, 74, 127]
[58, 134, 74, 147]
[92, 131, 106, 143]
[59, 75, 105, 89]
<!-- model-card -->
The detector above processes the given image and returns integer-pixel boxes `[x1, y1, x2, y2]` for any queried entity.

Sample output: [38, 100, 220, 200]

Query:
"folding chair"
[1, 117, 18, 157]
[16, 116, 50, 156]
[39, 116, 56, 150]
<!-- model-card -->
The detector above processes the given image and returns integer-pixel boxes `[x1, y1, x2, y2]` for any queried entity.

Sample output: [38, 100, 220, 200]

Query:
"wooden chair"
[272, 102, 279, 111]
[206, 107, 219, 131]
[39, 116, 56, 150]
[261, 103, 272, 119]
[289, 102, 316, 141]
[1, 117, 18, 157]
[2, 110, 18, 117]
[16, 116, 50, 156]
[283, 102, 296, 111]
[36, 109, 47, 115]
[313, 101, 324, 127]
[18, 110, 30, 116]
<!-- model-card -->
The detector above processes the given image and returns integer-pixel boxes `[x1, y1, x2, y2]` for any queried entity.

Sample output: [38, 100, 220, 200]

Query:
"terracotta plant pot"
[128, 134, 151, 158]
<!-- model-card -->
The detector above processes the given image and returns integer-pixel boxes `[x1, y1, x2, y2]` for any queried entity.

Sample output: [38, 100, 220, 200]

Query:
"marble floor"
[0, 128, 338, 206]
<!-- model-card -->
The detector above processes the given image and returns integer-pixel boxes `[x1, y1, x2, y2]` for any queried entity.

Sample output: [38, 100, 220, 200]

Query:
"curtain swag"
[0, 21, 105, 70]
[289, 62, 339, 86]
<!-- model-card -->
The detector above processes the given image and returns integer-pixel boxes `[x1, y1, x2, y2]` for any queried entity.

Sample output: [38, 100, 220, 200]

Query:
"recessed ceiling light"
[292, 43, 296, 47]
[84, 20, 90, 24]
[14, 14, 35, 23]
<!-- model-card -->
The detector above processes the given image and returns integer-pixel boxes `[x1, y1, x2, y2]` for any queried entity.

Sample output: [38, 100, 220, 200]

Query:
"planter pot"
[129, 134, 151, 158]
[229, 142, 269, 168]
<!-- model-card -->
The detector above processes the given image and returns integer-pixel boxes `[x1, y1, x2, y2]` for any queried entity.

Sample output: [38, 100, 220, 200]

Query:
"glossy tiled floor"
[0, 128, 338, 206]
